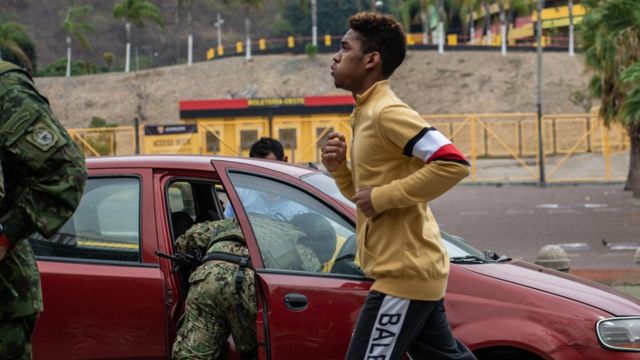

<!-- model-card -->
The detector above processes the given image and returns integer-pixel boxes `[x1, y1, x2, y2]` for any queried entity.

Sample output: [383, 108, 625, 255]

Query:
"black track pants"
[345, 291, 477, 360]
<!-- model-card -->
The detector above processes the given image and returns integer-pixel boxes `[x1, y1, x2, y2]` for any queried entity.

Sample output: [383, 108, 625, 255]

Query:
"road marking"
[460, 210, 490, 216]
[557, 242, 590, 251]
[605, 243, 638, 251]
[584, 203, 608, 208]
[594, 208, 620, 212]
[548, 209, 578, 214]
[506, 209, 534, 215]
[537, 203, 560, 209]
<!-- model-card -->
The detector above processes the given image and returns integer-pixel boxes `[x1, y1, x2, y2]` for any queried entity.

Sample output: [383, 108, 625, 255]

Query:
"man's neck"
[351, 75, 389, 99]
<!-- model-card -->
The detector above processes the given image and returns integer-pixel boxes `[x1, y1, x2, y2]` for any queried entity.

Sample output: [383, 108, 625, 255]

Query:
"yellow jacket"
[330, 80, 470, 301]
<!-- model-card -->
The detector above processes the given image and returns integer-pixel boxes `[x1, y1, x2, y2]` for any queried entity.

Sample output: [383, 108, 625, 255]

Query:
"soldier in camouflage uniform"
[172, 215, 320, 360]
[0, 60, 87, 360]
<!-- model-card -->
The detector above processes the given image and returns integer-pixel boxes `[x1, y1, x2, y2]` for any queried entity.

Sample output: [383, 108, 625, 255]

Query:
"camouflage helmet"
[291, 212, 337, 264]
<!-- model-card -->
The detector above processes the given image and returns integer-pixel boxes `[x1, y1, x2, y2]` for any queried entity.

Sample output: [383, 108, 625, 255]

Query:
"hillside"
[3, 0, 283, 70]
[34, 50, 592, 129]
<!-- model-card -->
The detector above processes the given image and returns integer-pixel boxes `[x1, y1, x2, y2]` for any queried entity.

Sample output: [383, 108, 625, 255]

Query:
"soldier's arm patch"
[26, 123, 59, 151]
[5, 112, 67, 169]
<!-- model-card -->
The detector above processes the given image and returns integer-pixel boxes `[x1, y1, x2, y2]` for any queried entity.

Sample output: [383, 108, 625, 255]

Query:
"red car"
[30, 155, 640, 359]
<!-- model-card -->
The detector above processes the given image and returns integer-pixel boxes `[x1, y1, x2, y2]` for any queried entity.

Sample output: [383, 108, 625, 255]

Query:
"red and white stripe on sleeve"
[403, 127, 470, 165]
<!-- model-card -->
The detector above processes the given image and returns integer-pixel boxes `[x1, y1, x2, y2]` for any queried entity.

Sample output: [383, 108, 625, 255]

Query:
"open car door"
[212, 159, 371, 360]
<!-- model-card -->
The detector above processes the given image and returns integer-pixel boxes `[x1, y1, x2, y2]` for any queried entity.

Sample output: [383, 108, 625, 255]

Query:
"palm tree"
[581, 0, 640, 197]
[454, 0, 479, 44]
[236, 0, 263, 60]
[568, 0, 575, 56]
[436, 0, 446, 53]
[419, 0, 434, 45]
[495, 0, 529, 55]
[113, 0, 164, 73]
[176, 0, 203, 65]
[480, 0, 492, 45]
[63, 4, 94, 78]
[0, 20, 34, 73]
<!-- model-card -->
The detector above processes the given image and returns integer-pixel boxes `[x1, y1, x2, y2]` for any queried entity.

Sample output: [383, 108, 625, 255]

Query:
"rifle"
[154, 249, 203, 272]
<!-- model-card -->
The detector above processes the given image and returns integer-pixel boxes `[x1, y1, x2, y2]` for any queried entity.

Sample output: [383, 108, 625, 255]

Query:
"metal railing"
[69, 112, 630, 184]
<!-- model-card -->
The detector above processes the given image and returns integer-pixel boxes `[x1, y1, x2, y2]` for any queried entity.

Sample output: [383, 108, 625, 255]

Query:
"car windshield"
[301, 172, 496, 262]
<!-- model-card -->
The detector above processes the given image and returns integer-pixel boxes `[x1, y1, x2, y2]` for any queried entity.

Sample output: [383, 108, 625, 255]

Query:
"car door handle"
[284, 293, 308, 311]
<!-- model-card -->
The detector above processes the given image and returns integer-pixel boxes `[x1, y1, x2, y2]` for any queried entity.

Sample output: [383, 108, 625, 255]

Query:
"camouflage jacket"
[0, 61, 87, 320]
[176, 215, 321, 273]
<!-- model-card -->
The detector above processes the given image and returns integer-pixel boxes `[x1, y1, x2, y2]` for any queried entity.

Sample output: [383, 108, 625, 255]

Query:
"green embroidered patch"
[26, 123, 59, 152]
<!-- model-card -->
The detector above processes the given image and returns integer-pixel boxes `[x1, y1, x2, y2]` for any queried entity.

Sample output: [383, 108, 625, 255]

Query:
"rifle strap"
[201, 251, 252, 268]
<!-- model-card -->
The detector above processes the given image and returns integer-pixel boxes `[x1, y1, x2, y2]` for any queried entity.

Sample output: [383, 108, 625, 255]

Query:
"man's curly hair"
[250, 137, 285, 160]
[348, 12, 406, 77]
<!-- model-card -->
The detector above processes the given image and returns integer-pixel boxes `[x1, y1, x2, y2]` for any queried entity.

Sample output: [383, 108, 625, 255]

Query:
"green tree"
[113, 0, 164, 73]
[581, 0, 640, 197]
[0, 19, 36, 73]
[63, 4, 94, 78]
[454, 0, 480, 43]
[103, 52, 115, 72]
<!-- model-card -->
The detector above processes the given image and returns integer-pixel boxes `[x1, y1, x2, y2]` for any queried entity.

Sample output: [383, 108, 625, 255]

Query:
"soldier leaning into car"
[0, 60, 87, 360]
[172, 216, 321, 360]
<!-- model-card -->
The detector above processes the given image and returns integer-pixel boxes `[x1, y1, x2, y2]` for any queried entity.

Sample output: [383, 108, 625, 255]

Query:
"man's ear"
[364, 51, 382, 71]
[283, 155, 289, 163]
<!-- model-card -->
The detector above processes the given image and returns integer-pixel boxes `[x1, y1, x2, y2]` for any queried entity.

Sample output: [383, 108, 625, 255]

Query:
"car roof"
[86, 155, 318, 178]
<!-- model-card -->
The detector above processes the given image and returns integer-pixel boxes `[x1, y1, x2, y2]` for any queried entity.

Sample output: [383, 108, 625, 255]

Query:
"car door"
[31, 168, 168, 359]
[213, 160, 371, 360]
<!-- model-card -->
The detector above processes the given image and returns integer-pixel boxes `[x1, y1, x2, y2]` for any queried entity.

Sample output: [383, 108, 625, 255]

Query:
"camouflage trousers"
[172, 259, 257, 360]
[0, 313, 38, 360]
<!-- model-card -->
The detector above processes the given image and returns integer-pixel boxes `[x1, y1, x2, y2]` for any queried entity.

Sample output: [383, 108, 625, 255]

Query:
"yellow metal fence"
[70, 112, 630, 184]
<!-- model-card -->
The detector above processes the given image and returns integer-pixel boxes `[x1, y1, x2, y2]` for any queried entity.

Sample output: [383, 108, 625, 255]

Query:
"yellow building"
[178, 95, 355, 163]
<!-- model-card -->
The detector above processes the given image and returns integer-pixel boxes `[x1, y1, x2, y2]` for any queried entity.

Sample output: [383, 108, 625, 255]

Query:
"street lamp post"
[214, 13, 224, 54]
[311, 0, 317, 47]
[536, 0, 546, 186]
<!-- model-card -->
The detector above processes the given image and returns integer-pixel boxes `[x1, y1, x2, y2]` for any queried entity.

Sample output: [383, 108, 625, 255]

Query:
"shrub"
[305, 43, 318, 58]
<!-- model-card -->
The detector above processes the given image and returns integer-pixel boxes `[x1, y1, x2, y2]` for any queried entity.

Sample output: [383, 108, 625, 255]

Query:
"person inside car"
[224, 137, 306, 220]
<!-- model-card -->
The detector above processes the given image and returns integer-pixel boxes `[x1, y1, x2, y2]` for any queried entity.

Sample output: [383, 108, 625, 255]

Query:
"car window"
[228, 172, 363, 277]
[167, 179, 225, 241]
[168, 182, 196, 218]
[29, 177, 141, 263]
[301, 172, 355, 209]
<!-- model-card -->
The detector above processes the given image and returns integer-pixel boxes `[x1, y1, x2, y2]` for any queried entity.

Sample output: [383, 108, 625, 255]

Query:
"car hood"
[464, 260, 640, 316]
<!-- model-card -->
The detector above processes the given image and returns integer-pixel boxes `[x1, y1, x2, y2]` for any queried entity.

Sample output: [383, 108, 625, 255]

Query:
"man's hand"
[0, 245, 7, 262]
[321, 132, 347, 172]
[352, 187, 377, 217]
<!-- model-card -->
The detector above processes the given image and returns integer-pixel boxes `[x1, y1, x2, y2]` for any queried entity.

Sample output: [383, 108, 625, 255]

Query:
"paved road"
[429, 184, 640, 269]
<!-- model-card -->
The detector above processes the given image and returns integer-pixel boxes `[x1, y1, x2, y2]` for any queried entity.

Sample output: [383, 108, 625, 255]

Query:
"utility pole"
[568, 0, 575, 57]
[536, 0, 546, 186]
[311, 0, 318, 47]
[214, 13, 224, 54]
